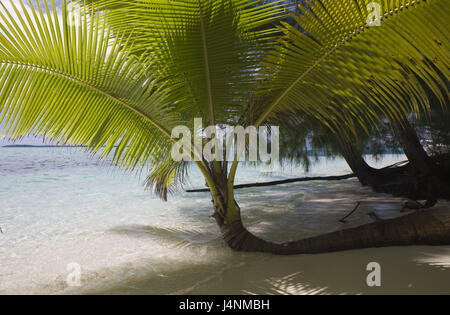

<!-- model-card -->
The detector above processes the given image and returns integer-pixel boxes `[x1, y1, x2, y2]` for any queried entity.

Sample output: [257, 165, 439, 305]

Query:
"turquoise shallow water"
[0, 147, 449, 294]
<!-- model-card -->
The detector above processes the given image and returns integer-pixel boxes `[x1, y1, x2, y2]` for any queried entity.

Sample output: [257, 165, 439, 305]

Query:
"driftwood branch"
[186, 173, 356, 193]
[339, 202, 361, 223]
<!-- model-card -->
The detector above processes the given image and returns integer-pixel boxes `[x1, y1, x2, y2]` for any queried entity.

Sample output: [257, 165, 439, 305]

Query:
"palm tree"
[0, 0, 448, 254]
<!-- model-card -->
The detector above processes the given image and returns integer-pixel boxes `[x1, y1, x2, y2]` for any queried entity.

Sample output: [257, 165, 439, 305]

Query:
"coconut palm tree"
[0, 0, 448, 254]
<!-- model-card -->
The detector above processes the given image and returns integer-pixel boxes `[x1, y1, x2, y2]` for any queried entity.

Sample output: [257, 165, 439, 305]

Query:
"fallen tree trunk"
[186, 173, 355, 193]
[187, 160, 410, 193]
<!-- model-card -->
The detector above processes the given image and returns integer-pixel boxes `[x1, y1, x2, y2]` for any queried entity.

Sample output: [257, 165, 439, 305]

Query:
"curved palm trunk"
[215, 202, 450, 254]
[391, 121, 435, 175]
[336, 125, 450, 201]
[390, 120, 448, 202]
[337, 140, 416, 197]
[209, 154, 449, 255]
[338, 141, 376, 186]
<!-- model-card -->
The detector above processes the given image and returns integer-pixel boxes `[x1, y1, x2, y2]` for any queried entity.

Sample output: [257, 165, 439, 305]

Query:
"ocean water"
[0, 147, 449, 294]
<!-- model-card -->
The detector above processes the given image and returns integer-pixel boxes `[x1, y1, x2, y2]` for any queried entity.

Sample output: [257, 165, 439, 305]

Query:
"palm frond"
[77, 0, 287, 126]
[256, 0, 449, 134]
[145, 157, 189, 201]
[0, 0, 179, 172]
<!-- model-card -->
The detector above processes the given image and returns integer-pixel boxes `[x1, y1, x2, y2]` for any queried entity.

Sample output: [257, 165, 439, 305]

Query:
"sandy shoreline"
[66, 245, 450, 295]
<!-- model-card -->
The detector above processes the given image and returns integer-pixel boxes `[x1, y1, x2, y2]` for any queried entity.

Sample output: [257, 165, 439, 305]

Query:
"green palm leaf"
[0, 0, 180, 172]
[77, 0, 287, 125]
[256, 0, 449, 134]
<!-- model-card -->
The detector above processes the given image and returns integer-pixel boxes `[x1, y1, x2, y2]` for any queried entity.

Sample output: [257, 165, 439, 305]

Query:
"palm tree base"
[218, 208, 450, 255]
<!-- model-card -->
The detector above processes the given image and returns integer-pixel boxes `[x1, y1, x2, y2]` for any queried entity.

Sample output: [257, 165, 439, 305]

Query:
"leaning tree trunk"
[206, 145, 450, 255]
[335, 120, 449, 201]
[391, 120, 443, 203]
[210, 177, 450, 254]
[338, 140, 377, 186]
[215, 201, 450, 254]
[392, 120, 435, 175]
[337, 138, 416, 197]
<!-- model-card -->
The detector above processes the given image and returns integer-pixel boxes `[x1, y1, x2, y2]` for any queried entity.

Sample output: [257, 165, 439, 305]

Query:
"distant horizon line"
[1, 144, 88, 148]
